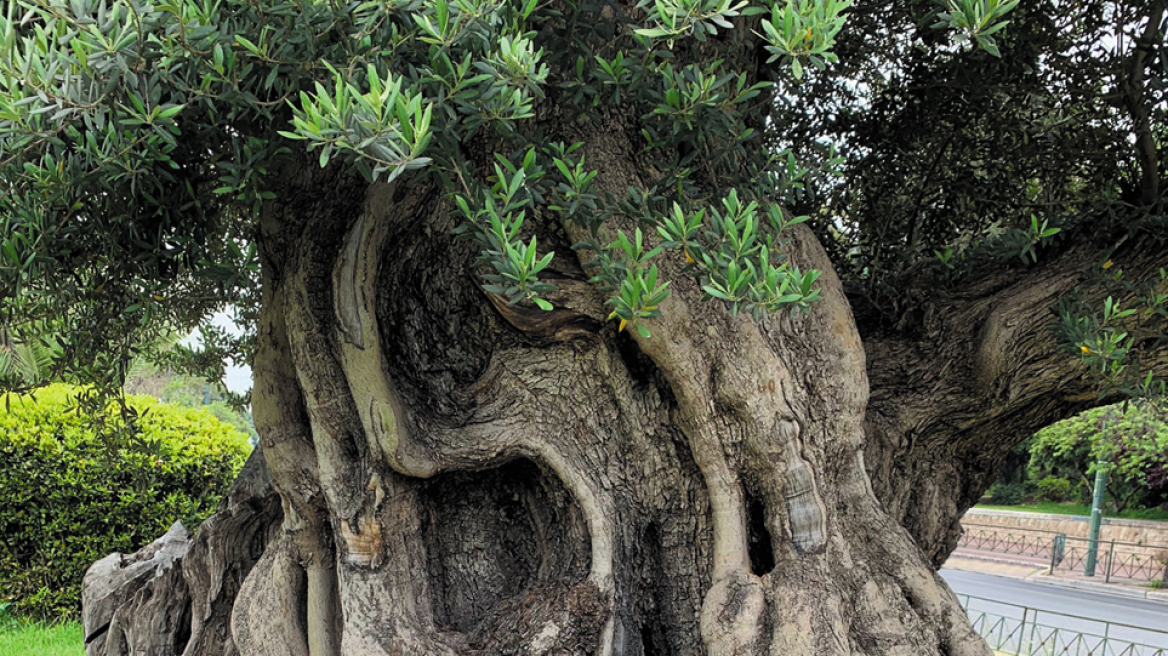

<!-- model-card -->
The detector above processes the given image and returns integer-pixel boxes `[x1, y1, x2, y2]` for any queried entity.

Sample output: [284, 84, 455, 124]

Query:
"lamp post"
[1084, 459, 1109, 577]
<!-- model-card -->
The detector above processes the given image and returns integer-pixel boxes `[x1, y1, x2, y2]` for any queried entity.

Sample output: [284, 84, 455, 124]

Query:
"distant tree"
[126, 364, 258, 442]
[1029, 402, 1168, 513]
[0, 321, 60, 387]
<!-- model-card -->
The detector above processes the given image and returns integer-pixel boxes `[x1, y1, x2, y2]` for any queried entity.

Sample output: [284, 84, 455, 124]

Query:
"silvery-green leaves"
[933, 0, 1019, 57]
[601, 229, 671, 338]
[635, 0, 751, 44]
[1020, 214, 1061, 263]
[548, 143, 600, 227]
[994, 214, 1062, 265]
[0, 0, 835, 349]
[453, 156, 557, 308]
[757, 0, 852, 80]
[477, 207, 557, 309]
[468, 35, 548, 133]
[279, 65, 433, 182]
[652, 62, 770, 133]
[658, 191, 820, 318]
[1056, 267, 1168, 401]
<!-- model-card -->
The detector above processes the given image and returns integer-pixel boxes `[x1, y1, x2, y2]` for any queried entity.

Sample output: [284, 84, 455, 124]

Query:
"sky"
[185, 312, 253, 395]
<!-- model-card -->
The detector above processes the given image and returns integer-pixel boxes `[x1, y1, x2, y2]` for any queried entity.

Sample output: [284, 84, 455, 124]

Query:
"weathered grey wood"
[83, 522, 190, 656]
[83, 450, 281, 656]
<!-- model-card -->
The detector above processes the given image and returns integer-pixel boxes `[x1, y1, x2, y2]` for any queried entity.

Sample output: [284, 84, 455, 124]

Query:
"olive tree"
[1, 0, 1166, 654]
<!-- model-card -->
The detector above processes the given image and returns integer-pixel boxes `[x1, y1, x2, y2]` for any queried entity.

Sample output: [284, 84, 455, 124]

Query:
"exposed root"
[700, 571, 768, 654]
[232, 536, 309, 656]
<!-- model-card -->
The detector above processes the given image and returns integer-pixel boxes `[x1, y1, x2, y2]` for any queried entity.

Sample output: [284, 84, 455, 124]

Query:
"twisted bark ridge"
[10, 0, 1162, 646]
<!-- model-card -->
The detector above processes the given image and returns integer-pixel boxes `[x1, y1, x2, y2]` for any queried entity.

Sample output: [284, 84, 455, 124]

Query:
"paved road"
[941, 568, 1168, 650]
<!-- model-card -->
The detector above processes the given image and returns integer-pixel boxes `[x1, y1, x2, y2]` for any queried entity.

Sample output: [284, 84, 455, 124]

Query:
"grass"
[0, 620, 84, 656]
[976, 501, 1168, 521]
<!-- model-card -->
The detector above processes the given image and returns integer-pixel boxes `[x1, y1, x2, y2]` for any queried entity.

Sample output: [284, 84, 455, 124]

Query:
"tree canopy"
[1, 0, 1164, 405]
[0, 1, 1125, 379]
[1028, 400, 1168, 512]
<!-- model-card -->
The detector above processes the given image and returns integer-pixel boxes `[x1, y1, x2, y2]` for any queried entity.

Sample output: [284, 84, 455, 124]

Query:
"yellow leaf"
[1102, 260, 1113, 269]
[1080, 345, 1092, 354]
[618, 319, 628, 333]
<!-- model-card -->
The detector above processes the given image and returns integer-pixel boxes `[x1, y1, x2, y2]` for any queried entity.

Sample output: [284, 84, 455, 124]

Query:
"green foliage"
[987, 481, 1027, 505]
[125, 365, 257, 443]
[1027, 402, 1168, 514]
[279, 63, 435, 180]
[0, 384, 251, 619]
[932, 0, 1019, 57]
[1056, 267, 1168, 400]
[453, 156, 558, 307]
[635, 0, 750, 44]
[0, 0, 1153, 414]
[0, 0, 885, 372]
[658, 191, 821, 319]
[757, 0, 852, 79]
[1035, 476, 1072, 503]
[0, 324, 61, 388]
[601, 229, 671, 336]
[1072, 478, 1093, 505]
[771, 0, 1165, 340]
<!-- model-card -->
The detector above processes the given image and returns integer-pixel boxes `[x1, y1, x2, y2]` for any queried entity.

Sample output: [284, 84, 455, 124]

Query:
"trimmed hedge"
[0, 384, 251, 619]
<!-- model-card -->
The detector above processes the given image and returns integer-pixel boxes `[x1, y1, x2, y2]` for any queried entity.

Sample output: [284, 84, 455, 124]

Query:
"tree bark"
[83, 449, 281, 656]
[83, 127, 1005, 655]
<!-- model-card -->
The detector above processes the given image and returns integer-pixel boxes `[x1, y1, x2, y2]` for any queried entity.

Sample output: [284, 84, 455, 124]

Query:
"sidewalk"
[945, 550, 1168, 603]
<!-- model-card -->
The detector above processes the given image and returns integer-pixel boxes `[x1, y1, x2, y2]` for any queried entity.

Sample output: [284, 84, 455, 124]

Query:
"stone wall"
[961, 508, 1168, 568]
[963, 508, 1168, 544]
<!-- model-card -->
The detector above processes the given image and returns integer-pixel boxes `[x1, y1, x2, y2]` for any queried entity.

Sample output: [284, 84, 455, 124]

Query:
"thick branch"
[1120, 0, 1165, 205]
[863, 238, 1168, 565]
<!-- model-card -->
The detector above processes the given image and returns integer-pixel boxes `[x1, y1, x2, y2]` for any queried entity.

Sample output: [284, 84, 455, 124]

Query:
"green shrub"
[0, 384, 251, 620]
[1035, 476, 1073, 502]
[988, 481, 1027, 505]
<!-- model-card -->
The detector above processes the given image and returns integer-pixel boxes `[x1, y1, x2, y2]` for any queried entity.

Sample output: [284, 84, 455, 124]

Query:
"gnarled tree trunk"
[84, 127, 1168, 656]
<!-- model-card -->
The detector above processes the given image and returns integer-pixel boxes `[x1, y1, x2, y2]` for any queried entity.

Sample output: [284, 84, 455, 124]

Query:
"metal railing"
[1052, 535, 1168, 583]
[959, 524, 1168, 583]
[959, 524, 1064, 560]
[959, 594, 1168, 656]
